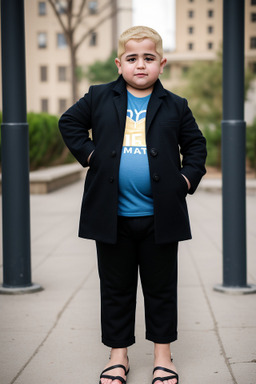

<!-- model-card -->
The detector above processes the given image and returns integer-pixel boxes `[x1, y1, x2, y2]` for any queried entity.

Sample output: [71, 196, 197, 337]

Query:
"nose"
[137, 57, 145, 68]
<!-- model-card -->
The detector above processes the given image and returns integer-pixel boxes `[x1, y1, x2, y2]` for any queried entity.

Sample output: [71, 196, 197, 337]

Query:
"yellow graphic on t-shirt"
[123, 116, 146, 147]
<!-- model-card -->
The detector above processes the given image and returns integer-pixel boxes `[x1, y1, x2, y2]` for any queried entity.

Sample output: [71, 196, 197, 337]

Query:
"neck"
[126, 85, 153, 97]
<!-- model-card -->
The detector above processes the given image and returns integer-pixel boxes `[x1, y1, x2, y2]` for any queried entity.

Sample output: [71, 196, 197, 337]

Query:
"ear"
[159, 57, 167, 74]
[115, 58, 122, 74]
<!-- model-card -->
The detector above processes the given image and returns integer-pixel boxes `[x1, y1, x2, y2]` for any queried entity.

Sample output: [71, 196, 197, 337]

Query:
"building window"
[38, 1, 46, 15]
[208, 9, 214, 17]
[59, 99, 67, 114]
[188, 26, 194, 34]
[208, 25, 214, 34]
[188, 10, 194, 18]
[89, 32, 97, 46]
[57, 33, 67, 48]
[88, 1, 98, 14]
[38, 32, 47, 49]
[56, 0, 67, 14]
[58, 66, 67, 81]
[207, 42, 213, 50]
[41, 99, 48, 113]
[251, 13, 256, 22]
[250, 37, 256, 49]
[40, 66, 48, 82]
[188, 42, 194, 50]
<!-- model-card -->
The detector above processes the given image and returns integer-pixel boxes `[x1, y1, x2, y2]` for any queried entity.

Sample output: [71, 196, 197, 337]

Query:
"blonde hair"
[117, 26, 163, 59]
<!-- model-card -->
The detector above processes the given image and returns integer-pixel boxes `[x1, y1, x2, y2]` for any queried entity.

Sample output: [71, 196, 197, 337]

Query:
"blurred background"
[0, 0, 255, 172]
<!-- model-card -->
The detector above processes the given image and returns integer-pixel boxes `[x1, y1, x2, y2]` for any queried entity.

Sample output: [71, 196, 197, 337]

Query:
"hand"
[181, 174, 191, 190]
[87, 150, 94, 164]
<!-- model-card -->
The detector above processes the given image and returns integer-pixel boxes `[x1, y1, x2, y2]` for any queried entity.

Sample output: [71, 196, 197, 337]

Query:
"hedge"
[0, 112, 256, 171]
[246, 119, 256, 171]
[202, 121, 256, 171]
[0, 112, 71, 170]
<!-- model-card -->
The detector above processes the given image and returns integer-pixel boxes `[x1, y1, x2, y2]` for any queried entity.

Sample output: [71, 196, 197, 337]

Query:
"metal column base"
[0, 283, 43, 295]
[214, 284, 256, 295]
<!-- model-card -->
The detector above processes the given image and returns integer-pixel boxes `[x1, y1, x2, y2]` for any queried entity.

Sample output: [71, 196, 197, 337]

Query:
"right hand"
[87, 150, 94, 164]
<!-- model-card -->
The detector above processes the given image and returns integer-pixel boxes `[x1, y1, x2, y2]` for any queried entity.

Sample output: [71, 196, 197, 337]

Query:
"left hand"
[181, 174, 191, 190]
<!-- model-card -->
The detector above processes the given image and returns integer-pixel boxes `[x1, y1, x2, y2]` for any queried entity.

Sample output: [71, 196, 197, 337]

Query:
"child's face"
[115, 38, 167, 96]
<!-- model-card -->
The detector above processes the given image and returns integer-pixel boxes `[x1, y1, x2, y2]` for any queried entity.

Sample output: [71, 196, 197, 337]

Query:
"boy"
[59, 26, 207, 384]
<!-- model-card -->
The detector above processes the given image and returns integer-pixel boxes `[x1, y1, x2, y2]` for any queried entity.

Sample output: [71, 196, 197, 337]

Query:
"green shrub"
[246, 119, 256, 171]
[203, 120, 256, 172]
[0, 112, 68, 170]
[202, 124, 222, 168]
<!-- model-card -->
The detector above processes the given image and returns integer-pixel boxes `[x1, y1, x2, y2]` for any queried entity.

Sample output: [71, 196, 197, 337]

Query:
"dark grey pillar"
[0, 0, 42, 293]
[214, 0, 256, 294]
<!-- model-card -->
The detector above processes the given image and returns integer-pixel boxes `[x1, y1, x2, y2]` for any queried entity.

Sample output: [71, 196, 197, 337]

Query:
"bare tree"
[47, 0, 118, 103]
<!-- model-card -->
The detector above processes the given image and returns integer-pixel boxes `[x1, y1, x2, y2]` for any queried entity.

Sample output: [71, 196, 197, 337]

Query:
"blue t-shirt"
[118, 91, 154, 216]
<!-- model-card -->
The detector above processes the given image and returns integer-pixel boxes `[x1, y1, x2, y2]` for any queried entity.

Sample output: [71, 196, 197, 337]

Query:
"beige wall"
[175, 0, 223, 54]
[163, 0, 256, 101]
[25, 0, 133, 115]
[0, 0, 255, 117]
[167, 0, 256, 69]
[0, 0, 132, 116]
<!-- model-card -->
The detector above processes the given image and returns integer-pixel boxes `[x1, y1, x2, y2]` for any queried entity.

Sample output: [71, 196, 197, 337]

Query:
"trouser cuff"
[102, 336, 135, 348]
[146, 332, 178, 344]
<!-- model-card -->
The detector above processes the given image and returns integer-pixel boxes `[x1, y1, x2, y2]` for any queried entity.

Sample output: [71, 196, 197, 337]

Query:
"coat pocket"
[177, 172, 189, 197]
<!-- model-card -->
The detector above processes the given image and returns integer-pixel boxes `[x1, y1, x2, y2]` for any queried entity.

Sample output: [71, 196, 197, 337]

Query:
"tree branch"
[47, 0, 68, 36]
[72, 0, 87, 31]
[75, 7, 118, 51]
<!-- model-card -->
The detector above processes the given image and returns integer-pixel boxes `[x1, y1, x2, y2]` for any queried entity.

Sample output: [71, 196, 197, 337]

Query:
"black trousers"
[96, 215, 178, 348]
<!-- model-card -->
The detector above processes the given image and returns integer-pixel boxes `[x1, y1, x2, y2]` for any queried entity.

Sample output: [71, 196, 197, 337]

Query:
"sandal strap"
[100, 374, 126, 384]
[152, 366, 179, 383]
[101, 364, 127, 375]
[152, 375, 178, 384]
[153, 366, 177, 375]
[99, 364, 129, 384]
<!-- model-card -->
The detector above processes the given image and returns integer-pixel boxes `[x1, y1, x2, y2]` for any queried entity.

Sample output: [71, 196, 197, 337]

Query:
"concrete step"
[0, 163, 85, 194]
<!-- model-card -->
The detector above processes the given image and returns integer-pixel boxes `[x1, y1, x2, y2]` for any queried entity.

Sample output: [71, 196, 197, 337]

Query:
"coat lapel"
[112, 76, 166, 135]
[113, 76, 127, 136]
[146, 79, 166, 134]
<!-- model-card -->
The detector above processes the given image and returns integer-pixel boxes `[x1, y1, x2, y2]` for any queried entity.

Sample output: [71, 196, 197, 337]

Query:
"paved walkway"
[0, 179, 256, 384]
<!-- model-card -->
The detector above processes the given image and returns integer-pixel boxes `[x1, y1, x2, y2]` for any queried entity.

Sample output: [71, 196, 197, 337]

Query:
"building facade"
[0, 0, 133, 116]
[166, 0, 256, 80]
[164, 0, 256, 122]
[0, 0, 255, 117]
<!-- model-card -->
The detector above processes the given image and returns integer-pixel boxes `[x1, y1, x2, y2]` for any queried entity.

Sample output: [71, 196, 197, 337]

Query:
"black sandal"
[99, 363, 130, 384]
[152, 366, 179, 384]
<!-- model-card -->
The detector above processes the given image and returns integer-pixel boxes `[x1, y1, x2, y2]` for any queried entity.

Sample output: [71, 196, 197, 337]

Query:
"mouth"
[135, 73, 147, 78]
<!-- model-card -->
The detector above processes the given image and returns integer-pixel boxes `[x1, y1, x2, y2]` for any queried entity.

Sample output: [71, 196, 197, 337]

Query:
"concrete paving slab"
[174, 330, 235, 384]
[218, 328, 256, 364]
[231, 363, 256, 384]
[0, 180, 256, 384]
[178, 286, 214, 331]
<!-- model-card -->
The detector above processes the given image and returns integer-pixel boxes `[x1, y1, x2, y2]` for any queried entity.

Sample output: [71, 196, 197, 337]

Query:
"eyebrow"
[125, 53, 157, 58]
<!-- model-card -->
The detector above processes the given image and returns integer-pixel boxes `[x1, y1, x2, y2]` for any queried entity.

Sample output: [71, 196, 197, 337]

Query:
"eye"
[127, 58, 136, 62]
[145, 57, 154, 62]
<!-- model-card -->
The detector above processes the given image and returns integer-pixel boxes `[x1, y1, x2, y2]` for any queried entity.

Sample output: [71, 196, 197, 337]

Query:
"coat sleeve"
[58, 87, 96, 167]
[179, 98, 207, 194]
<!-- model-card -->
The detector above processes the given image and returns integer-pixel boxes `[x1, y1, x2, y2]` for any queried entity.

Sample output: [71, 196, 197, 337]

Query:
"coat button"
[109, 176, 114, 183]
[152, 173, 160, 182]
[150, 148, 158, 157]
[111, 150, 116, 157]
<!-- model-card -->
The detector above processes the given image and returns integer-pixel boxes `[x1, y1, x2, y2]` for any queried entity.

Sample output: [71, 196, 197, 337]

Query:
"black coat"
[59, 76, 207, 244]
